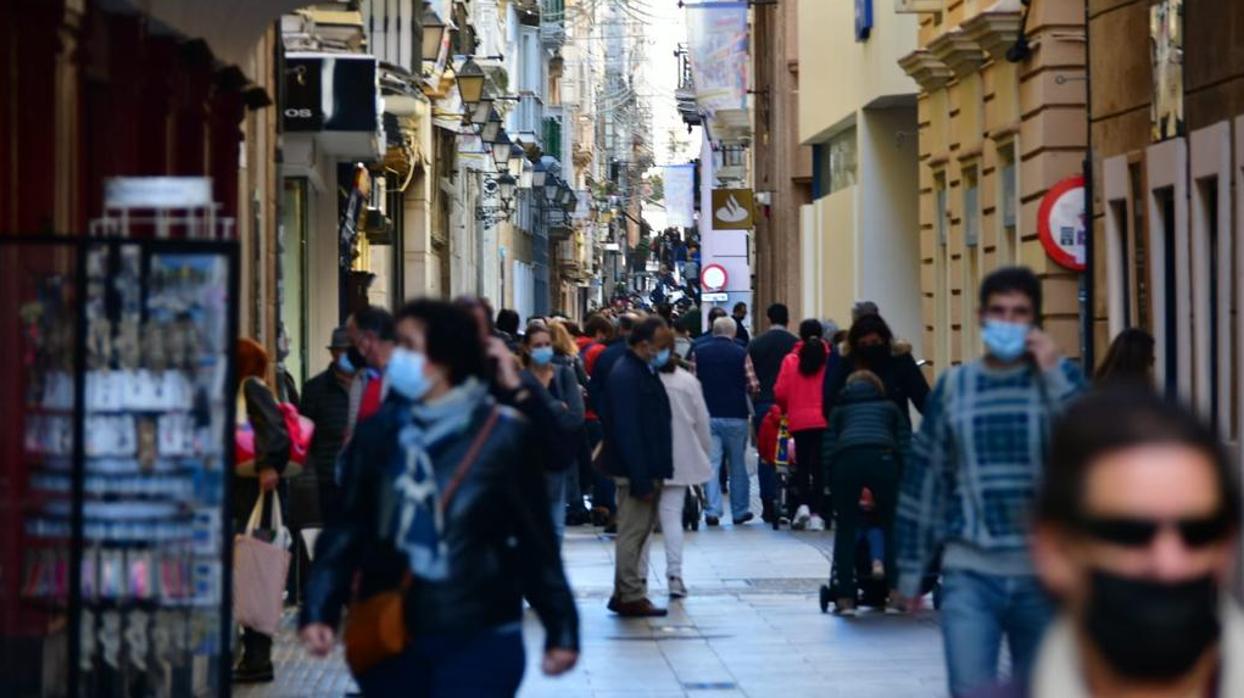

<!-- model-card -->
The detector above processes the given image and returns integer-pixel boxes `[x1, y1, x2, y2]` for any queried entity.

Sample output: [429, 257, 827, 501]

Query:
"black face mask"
[856, 344, 889, 366]
[346, 346, 368, 371]
[1084, 570, 1221, 682]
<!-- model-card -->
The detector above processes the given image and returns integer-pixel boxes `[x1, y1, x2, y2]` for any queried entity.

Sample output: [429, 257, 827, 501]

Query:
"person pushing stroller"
[820, 370, 910, 615]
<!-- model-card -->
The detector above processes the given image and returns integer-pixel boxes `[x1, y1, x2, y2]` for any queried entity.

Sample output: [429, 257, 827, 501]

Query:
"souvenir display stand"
[1, 187, 239, 697]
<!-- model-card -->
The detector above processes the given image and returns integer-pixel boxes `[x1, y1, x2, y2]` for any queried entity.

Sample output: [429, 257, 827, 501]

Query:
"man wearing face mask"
[896, 266, 1086, 697]
[344, 306, 397, 440]
[973, 388, 1243, 697]
[300, 327, 357, 525]
[600, 317, 675, 617]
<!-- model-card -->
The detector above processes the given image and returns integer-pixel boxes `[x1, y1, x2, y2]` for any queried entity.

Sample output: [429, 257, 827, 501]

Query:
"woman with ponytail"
[773, 320, 839, 531]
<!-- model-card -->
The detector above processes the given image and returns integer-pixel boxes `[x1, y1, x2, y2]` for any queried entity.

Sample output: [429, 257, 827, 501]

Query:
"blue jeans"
[545, 470, 566, 542]
[940, 569, 1054, 697]
[355, 625, 525, 697]
[705, 417, 750, 519]
[751, 404, 776, 506]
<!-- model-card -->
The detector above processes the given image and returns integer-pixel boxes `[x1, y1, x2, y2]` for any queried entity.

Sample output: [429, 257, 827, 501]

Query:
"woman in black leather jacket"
[300, 300, 579, 696]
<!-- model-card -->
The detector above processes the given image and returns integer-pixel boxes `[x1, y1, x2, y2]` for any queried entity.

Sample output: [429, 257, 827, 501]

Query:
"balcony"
[543, 115, 563, 163]
[541, 0, 566, 48]
[512, 93, 545, 149]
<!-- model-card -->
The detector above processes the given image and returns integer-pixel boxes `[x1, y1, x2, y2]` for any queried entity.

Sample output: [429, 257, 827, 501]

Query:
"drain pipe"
[1080, 0, 1096, 371]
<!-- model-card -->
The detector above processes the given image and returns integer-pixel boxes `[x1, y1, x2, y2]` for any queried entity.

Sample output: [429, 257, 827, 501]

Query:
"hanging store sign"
[683, 1, 749, 119]
[710, 188, 754, 230]
[1037, 175, 1087, 272]
[284, 53, 381, 134]
[664, 164, 696, 229]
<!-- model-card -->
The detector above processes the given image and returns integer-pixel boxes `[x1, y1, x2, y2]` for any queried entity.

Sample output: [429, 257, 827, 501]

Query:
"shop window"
[1193, 173, 1237, 439]
[1129, 163, 1151, 331]
[816, 128, 857, 197]
[998, 145, 1018, 265]
[1108, 197, 1132, 328]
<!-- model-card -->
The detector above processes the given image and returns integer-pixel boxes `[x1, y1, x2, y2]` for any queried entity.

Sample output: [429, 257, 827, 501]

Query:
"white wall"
[856, 106, 923, 354]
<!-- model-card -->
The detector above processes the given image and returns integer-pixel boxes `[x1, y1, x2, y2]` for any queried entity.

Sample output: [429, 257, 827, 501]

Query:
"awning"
[109, 0, 310, 82]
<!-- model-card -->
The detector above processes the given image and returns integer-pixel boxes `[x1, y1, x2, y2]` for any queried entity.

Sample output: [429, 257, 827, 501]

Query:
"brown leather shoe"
[611, 598, 668, 617]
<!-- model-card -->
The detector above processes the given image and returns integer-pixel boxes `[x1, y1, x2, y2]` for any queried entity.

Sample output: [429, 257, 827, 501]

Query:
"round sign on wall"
[701, 263, 728, 291]
[1037, 175, 1087, 272]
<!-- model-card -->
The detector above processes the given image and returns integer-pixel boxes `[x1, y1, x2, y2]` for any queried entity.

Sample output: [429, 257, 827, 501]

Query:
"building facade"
[899, 0, 1086, 372]
[1090, 0, 1244, 445]
[751, 0, 811, 320]
[797, 0, 923, 349]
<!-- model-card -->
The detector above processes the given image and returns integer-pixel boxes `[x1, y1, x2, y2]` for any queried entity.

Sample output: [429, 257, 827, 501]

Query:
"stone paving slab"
[242, 473, 950, 698]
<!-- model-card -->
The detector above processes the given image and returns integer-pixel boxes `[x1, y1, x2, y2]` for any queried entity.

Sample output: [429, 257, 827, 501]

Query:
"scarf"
[392, 378, 489, 581]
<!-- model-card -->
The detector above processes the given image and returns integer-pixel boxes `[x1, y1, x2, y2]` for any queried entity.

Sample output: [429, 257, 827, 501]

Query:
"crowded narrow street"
[240, 483, 947, 698]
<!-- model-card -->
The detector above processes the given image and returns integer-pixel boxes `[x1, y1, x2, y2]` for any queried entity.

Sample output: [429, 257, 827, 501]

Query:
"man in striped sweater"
[895, 267, 1086, 698]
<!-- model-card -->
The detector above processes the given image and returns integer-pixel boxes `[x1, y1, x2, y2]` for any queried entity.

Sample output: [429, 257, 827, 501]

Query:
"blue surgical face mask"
[981, 319, 1030, 363]
[650, 348, 672, 370]
[530, 346, 555, 366]
[336, 352, 355, 374]
[386, 347, 433, 401]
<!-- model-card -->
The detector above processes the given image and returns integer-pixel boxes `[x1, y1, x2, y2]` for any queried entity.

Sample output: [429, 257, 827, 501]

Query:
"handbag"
[235, 377, 315, 478]
[232, 491, 292, 636]
[343, 407, 501, 676]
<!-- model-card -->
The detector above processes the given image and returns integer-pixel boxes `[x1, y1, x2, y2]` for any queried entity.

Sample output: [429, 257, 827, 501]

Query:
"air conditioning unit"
[894, 0, 943, 13]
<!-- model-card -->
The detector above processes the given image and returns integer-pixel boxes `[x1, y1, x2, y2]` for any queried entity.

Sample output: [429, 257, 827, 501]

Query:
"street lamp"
[497, 173, 516, 205]
[559, 185, 574, 208]
[508, 143, 525, 178]
[469, 97, 493, 126]
[455, 58, 486, 108]
[532, 160, 548, 189]
[491, 130, 512, 172]
[421, 7, 448, 63]
[481, 107, 503, 143]
[544, 176, 560, 204]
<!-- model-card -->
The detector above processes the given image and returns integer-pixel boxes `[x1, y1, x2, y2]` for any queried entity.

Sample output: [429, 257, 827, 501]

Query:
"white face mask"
[386, 347, 433, 401]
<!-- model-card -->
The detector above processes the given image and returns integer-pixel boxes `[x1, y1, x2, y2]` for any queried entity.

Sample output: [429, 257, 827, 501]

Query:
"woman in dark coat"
[821, 313, 930, 426]
[300, 300, 578, 697]
[233, 338, 291, 683]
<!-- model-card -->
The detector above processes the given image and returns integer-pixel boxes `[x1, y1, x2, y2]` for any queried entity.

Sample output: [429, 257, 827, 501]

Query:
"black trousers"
[792, 429, 826, 516]
[829, 446, 900, 598]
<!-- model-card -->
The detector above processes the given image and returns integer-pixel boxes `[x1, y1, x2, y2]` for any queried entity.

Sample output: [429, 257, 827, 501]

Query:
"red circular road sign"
[701, 263, 728, 291]
[1037, 175, 1087, 272]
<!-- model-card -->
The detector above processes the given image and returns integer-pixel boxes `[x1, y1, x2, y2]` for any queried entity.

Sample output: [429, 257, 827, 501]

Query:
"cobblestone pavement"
[239, 477, 949, 698]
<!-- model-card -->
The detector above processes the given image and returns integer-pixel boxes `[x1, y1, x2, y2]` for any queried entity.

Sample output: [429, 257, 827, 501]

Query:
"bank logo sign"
[711, 189, 754, 230]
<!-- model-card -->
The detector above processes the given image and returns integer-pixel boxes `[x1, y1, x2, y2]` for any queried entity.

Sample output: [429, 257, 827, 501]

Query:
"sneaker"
[705, 515, 720, 527]
[611, 598, 669, 617]
[807, 514, 826, 531]
[871, 560, 885, 580]
[732, 512, 754, 526]
[835, 598, 857, 617]
[669, 577, 688, 599]
[791, 505, 811, 530]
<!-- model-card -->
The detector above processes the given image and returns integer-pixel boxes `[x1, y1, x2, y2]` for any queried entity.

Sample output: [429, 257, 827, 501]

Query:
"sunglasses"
[1075, 513, 1234, 549]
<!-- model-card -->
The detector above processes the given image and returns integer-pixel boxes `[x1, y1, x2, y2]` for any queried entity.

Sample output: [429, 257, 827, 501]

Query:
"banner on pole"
[664, 164, 696, 229]
[684, 1, 749, 120]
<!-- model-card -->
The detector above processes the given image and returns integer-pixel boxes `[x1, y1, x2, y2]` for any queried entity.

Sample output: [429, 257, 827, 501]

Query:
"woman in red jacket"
[773, 319, 838, 531]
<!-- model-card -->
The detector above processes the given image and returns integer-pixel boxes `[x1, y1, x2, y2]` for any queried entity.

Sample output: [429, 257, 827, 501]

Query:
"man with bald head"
[693, 316, 760, 526]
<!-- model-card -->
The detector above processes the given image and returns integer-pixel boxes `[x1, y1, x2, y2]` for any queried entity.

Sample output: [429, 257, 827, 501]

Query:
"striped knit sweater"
[895, 357, 1085, 598]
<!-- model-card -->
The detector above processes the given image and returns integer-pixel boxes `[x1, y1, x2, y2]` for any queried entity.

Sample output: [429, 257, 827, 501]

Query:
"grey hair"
[821, 319, 840, 338]
[712, 316, 738, 338]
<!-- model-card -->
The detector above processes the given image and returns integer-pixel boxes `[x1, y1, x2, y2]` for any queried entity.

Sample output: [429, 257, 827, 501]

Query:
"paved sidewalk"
[239, 514, 948, 698]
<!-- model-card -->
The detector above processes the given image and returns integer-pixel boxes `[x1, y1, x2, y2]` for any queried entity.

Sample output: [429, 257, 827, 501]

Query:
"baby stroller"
[682, 485, 706, 531]
[818, 488, 942, 613]
[758, 406, 799, 530]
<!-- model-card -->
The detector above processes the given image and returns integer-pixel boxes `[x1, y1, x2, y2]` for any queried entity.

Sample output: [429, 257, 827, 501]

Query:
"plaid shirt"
[690, 352, 760, 397]
[894, 357, 1085, 597]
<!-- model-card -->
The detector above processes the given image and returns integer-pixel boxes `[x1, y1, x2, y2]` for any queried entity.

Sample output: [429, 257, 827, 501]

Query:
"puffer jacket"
[773, 340, 834, 433]
[821, 379, 911, 461]
[300, 395, 579, 653]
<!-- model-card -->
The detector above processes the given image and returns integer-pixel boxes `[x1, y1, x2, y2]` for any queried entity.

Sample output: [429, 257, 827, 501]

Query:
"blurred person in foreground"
[973, 388, 1242, 697]
[1094, 327, 1155, 389]
[300, 300, 578, 695]
[896, 267, 1086, 697]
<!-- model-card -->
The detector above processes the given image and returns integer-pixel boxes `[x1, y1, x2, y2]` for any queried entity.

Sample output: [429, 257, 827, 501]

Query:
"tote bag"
[233, 491, 292, 636]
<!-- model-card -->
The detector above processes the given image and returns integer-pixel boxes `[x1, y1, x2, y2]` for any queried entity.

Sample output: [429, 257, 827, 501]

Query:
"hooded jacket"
[822, 339, 929, 425]
[773, 340, 834, 433]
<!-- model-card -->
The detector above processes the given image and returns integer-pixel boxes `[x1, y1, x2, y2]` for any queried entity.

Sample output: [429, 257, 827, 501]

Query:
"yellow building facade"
[900, 0, 1087, 371]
